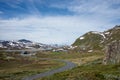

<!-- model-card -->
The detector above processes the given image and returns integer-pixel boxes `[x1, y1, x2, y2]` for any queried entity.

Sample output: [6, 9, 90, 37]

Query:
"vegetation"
[72, 32, 104, 50]
[0, 52, 64, 80]
[36, 51, 103, 60]
[38, 59, 120, 80]
[104, 26, 120, 44]
[72, 25, 120, 51]
[36, 50, 120, 80]
[1, 47, 118, 80]
[0, 48, 119, 80]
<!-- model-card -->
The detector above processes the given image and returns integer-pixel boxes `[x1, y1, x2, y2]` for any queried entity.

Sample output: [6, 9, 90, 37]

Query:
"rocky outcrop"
[103, 40, 120, 64]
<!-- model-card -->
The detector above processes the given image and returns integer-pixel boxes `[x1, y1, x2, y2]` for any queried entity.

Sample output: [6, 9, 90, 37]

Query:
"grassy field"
[0, 52, 65, 80]
[35, 51, 120, 80]
[36, 51, 104, 65]
[36, 51, 103, 59]
[38, 59, 120, 80]
[1, 50, 119, 80]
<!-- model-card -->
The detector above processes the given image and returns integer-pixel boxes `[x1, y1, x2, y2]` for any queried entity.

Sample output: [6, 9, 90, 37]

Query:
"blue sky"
[0, 0, 120, 44]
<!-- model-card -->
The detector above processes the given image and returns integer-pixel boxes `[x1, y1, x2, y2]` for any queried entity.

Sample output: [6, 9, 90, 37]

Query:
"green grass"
[36, 51, 104, 66]
[0, 52, 65, 80]
[0, 50, 112, 80]
[39, 59, 120, 80]
[72, 32, 104, 50]
[36, 51, 104, 60]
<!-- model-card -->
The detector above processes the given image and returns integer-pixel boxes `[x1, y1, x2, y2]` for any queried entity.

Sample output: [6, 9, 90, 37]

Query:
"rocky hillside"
[103, 40, 120, 64]
[72, 25, 120, 51]
[104, 25, 120, 44]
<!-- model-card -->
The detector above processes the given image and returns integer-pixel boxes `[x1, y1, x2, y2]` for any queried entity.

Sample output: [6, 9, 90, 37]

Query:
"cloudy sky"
[0, 0, 120, 44]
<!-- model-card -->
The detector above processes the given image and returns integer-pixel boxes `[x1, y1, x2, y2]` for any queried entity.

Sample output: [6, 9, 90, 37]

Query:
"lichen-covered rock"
[103, 40, 120, 64]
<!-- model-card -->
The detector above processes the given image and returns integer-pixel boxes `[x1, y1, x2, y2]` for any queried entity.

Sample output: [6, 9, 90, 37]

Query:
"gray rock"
[103, 40, 120, 64]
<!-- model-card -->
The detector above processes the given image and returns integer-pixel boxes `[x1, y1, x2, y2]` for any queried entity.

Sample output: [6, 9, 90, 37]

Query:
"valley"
[0, 25, 120, 80]
[0, 0, 120, 80]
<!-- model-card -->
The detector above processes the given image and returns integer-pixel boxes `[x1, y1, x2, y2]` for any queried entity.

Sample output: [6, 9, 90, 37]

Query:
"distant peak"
[18, 39, 32, 43]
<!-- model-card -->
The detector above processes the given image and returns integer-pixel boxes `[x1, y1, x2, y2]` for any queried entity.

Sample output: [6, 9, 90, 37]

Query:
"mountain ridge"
[72, 25, 120, 51]
[0, 39, 46, 49]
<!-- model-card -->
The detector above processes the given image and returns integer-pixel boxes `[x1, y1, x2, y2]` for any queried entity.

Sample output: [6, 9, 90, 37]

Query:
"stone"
[103, 40, 120, 64]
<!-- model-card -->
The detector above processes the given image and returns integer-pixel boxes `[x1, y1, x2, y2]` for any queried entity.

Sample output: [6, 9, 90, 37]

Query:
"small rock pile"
[103, 40, 120, 64]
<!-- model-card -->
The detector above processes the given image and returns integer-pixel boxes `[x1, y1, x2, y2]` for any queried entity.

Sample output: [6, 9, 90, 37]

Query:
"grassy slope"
[72, 32, 104, 50]
[39, 59, 120, 80]
[36, 51, 120, 80]
[72, 26, 120, 51]
[104, 27, 120, 44]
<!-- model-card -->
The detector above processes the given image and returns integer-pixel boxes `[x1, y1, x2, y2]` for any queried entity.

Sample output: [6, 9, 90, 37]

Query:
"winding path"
[22, 59, 77, 80]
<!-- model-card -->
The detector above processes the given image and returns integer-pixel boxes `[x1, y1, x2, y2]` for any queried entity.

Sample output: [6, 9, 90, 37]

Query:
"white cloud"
[0, 0, 120, 44]
[69, 0, 120, 17]
[49, 0, 120, 19]
[0, 14, 117, 44]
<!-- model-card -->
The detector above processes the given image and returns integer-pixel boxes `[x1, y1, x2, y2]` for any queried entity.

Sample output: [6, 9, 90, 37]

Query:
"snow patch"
[91, 31, 106, 38]
[0, 44, 3, 47]
[100, 33, 106, 38]
[80, 37, 84, 40]
[105, 32, 110, 35]
[88, 50, 93, 52]
[9, 42, 14, 46]
[68, 46, 77, 49]
[91, 31, 100, 34]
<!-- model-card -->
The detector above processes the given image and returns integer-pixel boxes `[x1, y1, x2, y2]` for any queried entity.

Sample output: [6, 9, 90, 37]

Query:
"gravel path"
[22, 59, 77, 80]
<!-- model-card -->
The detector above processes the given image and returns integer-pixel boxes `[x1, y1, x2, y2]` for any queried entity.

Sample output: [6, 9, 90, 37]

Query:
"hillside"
[72, 25, 120, 51]
[103, 25, 120, 44]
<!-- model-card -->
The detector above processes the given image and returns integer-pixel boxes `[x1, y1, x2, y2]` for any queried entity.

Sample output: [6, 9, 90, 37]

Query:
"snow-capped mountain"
[0, 39, 46, 49]
[0, 39, 70, 51]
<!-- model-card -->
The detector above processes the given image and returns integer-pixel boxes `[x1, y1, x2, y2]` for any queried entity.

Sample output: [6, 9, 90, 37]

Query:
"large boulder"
[103, 40, 120, 64]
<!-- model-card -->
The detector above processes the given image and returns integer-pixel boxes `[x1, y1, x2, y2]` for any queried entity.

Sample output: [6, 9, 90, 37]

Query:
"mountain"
[72, 25, 120, 51]
[72, 31, 104, 50]
[0, 39, 46, 49]
[0, 39, 69, 51]
[103, 25, 120, 44]
[18, 39, 32, 43]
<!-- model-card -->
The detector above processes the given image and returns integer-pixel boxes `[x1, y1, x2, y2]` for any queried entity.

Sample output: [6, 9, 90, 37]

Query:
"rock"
[103, 40, 120, 64]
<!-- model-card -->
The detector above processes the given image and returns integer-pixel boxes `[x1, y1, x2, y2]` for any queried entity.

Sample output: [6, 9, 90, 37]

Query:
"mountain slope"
[72, 25, 120, 51]
[103, 25, 120, 44]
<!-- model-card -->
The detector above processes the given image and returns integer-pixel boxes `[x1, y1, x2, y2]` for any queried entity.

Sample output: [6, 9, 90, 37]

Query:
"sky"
[0, 0, 120, 45]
